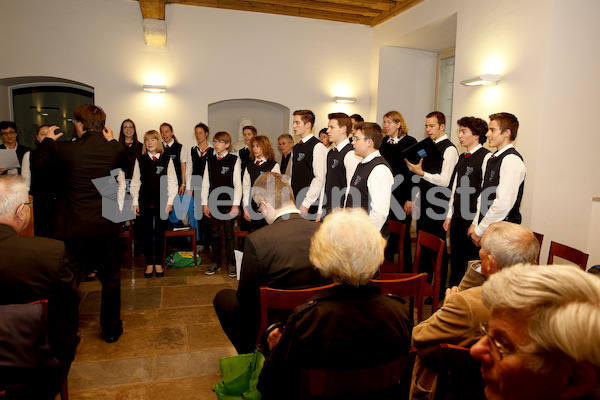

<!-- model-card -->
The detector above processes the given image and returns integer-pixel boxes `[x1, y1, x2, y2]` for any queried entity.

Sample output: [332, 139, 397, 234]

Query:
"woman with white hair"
[470, 263, 600, 400]
[258, 208, 412, 399]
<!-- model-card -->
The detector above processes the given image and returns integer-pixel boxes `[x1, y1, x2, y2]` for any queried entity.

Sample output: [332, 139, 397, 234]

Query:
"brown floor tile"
[187, 323, 232, 351]
[162, 283, 232, 308]
[154, 306, 219, 328]
[155, 349, 228, 380]
[146, 375, 220, 400]
[69, 357, 153, 390]
[69, 384, 147, 400]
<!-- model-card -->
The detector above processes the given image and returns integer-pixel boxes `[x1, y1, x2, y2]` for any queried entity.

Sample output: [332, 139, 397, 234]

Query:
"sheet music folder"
[400, 138, 442, 166]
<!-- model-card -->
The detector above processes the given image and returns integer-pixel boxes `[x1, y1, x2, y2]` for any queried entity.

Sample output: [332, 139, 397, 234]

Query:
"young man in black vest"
[443, 117, 491, 287]
[346, 122, 393, 234]
[201, 131, 242, 277]
[317, 112, 360, 222]
[0, 121, 31, 175]
[290, 110, 327, 220]
[406, 111, 458, 290]
[469, 112, 526, 246]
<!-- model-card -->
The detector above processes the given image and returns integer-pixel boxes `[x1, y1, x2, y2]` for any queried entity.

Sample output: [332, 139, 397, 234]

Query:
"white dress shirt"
[357, 150, 394, 231]
[185, 144, 213, 189]
[422, 135, 459, 187]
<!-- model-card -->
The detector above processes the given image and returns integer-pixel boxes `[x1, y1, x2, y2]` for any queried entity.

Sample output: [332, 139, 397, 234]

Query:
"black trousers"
[64, 233, 122, 336]
[213, 289, 257, 354]
[449, 217, 480, 287]
[209, 217, 234, 266]
[139, 205, 169, 266]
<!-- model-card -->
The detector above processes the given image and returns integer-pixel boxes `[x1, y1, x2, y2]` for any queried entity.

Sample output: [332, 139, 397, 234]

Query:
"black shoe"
[144, 271, 153, 278]
[155, 268, 164, 278]
[102, 327, 123, 344]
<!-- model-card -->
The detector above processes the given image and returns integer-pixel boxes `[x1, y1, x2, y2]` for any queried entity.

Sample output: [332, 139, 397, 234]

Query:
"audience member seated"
[213, 172, 329, 354]
[471, 264, 600, 400]
[257, 208, 412, 399]
[410, 221, 539, 399]
[0, 175, 80, 398]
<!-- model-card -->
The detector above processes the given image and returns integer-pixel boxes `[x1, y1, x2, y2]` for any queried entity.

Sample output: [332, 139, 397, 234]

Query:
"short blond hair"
[310, 208, 386, 285]
[142, 130, 164, 154]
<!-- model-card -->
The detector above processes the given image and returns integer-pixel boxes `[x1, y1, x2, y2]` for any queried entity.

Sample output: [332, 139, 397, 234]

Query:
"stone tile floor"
[68, 248, 237, 400]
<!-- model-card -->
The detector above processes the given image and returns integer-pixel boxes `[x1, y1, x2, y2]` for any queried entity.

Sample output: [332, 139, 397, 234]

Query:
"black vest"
[478, 148, 525, 224]
[122, 141, 142, 179]
[190, 146, 213, 189]
[323, 144, 354, 213]
[280, 153, 291, 175]
[379, 135, 418, 205]
[164, 142, 183, 186]
[246, 160, 277, 211]
[346, 156, 392, 235]
[450, 147, 490, 220]
[417, 139, 457, 217]
[239, 147, 251, 177]
[291, 136, 320, 198]
[138, 154, 171, 208]
[207, 153, 238, 213]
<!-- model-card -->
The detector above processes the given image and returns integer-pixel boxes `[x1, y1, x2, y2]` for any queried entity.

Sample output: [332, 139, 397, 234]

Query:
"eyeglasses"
[123, 126, 134, 130]
[1, 130, 16, 136]
[353, 136, 366, 142]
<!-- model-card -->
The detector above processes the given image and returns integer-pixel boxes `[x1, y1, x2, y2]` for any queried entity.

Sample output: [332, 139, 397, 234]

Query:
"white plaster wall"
[376, 47, 437, 139]
[372, 0, 600, 263]
[0, 0, 372, 151]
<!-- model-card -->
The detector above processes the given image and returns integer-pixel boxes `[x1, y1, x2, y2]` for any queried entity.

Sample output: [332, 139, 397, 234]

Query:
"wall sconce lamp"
[333, 96, 357, 104]
[460, 74, 501, 87]
[143, 84, 167, 93]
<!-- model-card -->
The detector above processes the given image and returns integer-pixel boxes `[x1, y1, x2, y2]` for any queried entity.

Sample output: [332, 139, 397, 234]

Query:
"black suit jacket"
[0, 224, 80, 372]
[37, 131, 130, 238]
[236, 213, 330, 320]
[379, 135, 418, 206]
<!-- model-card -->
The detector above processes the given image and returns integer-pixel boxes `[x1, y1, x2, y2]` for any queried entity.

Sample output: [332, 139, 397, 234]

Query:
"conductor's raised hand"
[45, 126, 63, 141]
[102, 125, 114, 141]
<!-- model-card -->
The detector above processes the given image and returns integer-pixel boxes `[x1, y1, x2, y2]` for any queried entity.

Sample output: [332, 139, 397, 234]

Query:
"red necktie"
[127, 142, 132, 147]
[333, 147, 338, 152]
[165, 144, 169, 149]
[256, 160, 262, 166]
[152, 156, 157, 161]
[299, 140, 303, 144]
[218, 156, 223, 160]
[465, 152, 471, 158]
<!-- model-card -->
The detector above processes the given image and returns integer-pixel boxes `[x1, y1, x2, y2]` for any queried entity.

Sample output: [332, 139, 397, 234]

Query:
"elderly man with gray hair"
[409, 221, 540, 399]
[471, 264, 600, 400]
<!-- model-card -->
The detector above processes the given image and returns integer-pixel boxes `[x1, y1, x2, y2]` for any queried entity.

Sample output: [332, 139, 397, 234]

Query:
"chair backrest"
[381, 221, 407, 273]
[412, 231, 445, 310]
[547, 241, 589, 270]
[300, 355, 412, 399]
[257, 284, 336, 345]
[371, 273, 427, 323]
[533, 232, 544, 264]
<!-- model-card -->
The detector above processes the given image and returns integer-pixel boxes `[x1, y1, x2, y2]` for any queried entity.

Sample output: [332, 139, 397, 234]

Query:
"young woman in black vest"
[160, 122, 187, 196]
[186, 122, 213, 250]
[379, 111, 417, 272]
[130, 130, 178, 278]
[118, 119, 142, 179]
[242, 135, 280, 231]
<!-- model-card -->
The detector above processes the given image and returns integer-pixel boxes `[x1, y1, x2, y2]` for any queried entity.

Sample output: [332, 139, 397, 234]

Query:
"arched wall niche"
[208, 98, 290, 152]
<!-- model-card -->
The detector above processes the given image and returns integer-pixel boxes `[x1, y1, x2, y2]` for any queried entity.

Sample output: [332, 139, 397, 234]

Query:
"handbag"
[165, 251, 198, 268]
[213, 348, 265, 400]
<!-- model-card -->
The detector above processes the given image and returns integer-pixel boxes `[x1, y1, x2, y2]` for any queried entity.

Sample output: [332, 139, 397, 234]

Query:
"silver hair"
[0, 175, 29, 218]
[482, 263, 600, 387]
[309, 208, 386, 286]
[481, 221, 539, 269]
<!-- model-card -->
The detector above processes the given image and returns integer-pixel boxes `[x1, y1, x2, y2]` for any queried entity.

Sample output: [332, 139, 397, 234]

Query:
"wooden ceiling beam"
[369, 0, 424, 26]
[226, 0, 380, 17]
[314, 0, 396, 12]
[172, 0, 372, 24]
[139, 0, 166, 19]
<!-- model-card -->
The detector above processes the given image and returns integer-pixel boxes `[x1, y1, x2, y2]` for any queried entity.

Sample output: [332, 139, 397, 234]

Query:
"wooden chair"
[533, 232, 543, 264]
[163, 227, 197, 267]
[547, 241, 589, 270]
[300, 355, 413, 399]
[371, 272, 427, 323]
[257, 284, 335, 346]
[234, 213, 252, 249]
[381, 220, 406, 273]
[417, 343, 485, 400]
[0, 300, 69, 400]
[412, 231, 445, 311]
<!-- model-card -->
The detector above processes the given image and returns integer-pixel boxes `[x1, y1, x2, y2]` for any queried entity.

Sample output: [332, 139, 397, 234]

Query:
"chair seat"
[163, 228, 197, 267]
